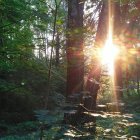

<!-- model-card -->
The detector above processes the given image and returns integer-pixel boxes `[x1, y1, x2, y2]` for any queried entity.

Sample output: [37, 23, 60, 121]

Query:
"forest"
[0, 0, 140, 139]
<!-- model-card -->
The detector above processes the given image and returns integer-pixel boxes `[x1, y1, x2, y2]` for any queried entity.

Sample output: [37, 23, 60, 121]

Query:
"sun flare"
[100, 39, 119, 75]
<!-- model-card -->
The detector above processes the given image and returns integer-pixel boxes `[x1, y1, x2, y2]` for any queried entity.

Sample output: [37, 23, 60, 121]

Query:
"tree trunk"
[55, 32, 60, 66]
[66, 0, 84, 96]
[86, 1, 108, 110]
[95, 1, 109, 48]
[113, 0, 123, 100]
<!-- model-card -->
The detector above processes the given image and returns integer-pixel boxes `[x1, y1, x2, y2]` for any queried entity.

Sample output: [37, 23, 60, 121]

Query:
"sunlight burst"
[100, 38, 119, 75]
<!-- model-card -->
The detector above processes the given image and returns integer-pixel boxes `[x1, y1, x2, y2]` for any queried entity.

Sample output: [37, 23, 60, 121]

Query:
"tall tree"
[113, 0, 123, 100]
[66, 0, 84, 96]
[86, 0, 109, 109]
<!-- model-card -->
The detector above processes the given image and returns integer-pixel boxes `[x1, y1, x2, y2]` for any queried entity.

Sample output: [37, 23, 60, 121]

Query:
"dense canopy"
[0, 0, 140, 139]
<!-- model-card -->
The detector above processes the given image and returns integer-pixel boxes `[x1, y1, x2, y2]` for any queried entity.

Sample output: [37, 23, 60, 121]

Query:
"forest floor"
[0, 100, 140, 140]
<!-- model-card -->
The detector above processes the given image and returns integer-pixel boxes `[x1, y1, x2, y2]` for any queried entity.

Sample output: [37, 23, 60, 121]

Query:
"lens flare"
[101, 39, 119, 75]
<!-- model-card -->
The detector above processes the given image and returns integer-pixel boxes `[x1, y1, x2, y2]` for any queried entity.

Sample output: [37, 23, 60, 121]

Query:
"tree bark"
[55, 32, 60, 66]
[113, 0, 123, 100]
[95, 1, 108, 48]
[66, 0, 84, 96]
[86, 1, 108, 110]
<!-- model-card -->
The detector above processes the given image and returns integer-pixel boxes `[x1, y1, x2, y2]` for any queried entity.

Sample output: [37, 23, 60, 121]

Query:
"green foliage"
[126, 125, 140, 137]
[0, 133, 40, 140]
[34, 108, 63, 124]
[0, 0, 66, 118]
[0, 0, 140, 139]
[0, 54, 66, 116]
